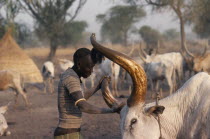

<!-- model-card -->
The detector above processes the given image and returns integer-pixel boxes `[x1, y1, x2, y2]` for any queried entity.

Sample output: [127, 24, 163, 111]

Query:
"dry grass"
[24, 44, 135, 60]
[25, 47, 76, 58]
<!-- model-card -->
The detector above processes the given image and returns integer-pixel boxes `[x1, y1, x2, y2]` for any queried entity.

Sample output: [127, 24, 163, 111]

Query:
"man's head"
[73, 48, 104, 78]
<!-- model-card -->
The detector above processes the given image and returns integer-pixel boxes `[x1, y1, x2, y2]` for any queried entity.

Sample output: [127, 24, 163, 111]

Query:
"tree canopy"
[163, 28, 179, 41]
[190, 0, 210, 38]
[18, 0, 87, 59]
[96, 5, 146, 46]
[139, 25, 162, 51]
[0, 0, 31, 46]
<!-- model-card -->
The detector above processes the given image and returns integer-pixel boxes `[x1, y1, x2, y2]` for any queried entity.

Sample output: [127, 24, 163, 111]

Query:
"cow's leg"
[175, 69, 180, 87]
[149, 78, 155, 99]
[48, 78, 54, 93]
[112, 78, 119, 97]
[166, 75, 173, 95]
[114, 78, 119, 96]
[13, 90, 19, 106]
[149, 77, 154, 91]
[155, 80, 160, 92]
[15, 85, 29, 107]
[118, 69, 126, 90]
[43, 80, 47, 93]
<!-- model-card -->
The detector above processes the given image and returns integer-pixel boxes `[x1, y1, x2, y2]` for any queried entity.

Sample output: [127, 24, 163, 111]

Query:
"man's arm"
[83, 76, 110, 99]
[71, 91, 119, 114]
[83, 86, 99, 100]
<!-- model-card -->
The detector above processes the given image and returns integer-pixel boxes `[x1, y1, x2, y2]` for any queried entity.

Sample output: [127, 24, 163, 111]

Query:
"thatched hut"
[0, 31, 43, 83]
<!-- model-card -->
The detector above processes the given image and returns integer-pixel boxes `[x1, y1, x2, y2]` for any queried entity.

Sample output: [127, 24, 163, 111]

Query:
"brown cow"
[183, 42, 210, 74]
[0, 70, 29, 106]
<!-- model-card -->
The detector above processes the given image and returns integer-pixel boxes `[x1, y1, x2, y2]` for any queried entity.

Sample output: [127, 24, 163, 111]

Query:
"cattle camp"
[0, 0, 210, 139]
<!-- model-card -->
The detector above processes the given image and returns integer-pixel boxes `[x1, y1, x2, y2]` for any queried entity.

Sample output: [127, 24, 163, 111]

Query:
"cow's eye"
[131, 118, 137, 125]
[129, 118, 137, 131]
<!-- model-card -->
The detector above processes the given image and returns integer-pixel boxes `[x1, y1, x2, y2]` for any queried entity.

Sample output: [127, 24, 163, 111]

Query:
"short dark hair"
[90, 48, 104, 64]
[73, 48, 104, 65]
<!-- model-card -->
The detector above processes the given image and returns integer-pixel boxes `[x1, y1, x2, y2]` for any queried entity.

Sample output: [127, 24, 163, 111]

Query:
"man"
[54, 48, 120, 139]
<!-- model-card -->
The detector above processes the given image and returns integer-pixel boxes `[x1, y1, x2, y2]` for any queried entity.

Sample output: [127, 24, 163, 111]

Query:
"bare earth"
[0, 83, 167, 139]
[0, 86, 128, 139]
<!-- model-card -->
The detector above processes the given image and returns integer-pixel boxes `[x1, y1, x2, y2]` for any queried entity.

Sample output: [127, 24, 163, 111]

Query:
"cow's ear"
[145, 105, 165, 116]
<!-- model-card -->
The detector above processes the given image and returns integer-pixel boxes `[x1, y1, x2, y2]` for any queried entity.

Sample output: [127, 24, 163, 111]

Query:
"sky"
[74, 0, 180, 35]
[14, 0, 191, 40]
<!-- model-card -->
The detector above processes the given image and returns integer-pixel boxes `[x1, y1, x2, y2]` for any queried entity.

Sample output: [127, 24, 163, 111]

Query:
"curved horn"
[128, 43, 135, 56]
[184, 42, 195, 58]
[138, 42, 147, 63]
[90, 33, 147, 107]
[101, 78, 124, 108]
[201, 42, 208, 56]
[154, 40, 160, 55]
[140, 42, 147, 58]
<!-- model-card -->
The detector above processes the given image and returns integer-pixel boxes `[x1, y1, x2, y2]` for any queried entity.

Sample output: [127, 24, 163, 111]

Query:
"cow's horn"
[184, 42, 195, 58]
[101, 78, 124, 109]
[90, 33, 147, 107]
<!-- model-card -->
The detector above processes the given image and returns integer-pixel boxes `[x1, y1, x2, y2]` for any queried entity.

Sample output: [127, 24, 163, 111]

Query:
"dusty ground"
[0, 86, 125, 139]
[0, 83, 169, 139]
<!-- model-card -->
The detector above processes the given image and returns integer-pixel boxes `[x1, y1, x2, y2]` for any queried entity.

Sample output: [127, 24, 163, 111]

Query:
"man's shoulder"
[60, 68, 79, 80]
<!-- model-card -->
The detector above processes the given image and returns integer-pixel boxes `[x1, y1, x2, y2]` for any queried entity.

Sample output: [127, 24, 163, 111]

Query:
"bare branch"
[145, 0, 169, 6]
[67, 0, 87, 22]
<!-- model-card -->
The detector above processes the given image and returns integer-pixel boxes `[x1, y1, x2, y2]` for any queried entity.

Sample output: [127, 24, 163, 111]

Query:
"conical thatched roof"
[0, 31, 43, 83]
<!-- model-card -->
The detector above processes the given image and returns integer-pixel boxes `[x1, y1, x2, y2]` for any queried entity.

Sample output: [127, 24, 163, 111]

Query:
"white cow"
[41, 61, 55, 93]
[91, 33, 210, 139]
[57, 59, 74, 72]
[97, 59, 120, 96]
[139, 54, 177, 94]
[0, 103, 11, 136]
[116, 72, 210, 139]
[139, 44, 184, 85]
[145, 60, 175, 94]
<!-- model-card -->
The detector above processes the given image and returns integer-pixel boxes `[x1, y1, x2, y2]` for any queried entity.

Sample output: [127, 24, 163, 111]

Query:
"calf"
[41, 61, 55, 93]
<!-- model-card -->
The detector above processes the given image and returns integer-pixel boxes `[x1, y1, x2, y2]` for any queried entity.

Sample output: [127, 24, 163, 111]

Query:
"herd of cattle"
[90, 33, 210, 139]
[0, 34, 210, 138]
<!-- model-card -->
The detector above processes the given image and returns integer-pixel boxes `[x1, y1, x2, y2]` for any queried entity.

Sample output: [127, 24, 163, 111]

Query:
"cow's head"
[182, 42, 208, 73]
[42, 61, 55, 79]
[90, 33, 165, 139]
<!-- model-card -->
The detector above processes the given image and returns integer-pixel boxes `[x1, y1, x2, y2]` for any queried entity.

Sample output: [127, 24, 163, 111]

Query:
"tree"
[0, 0, 27, 42]
[60, 21, 88, 46]
[139, 25, 162, 53]
[163, 28, 179, 41]
[96, 5, 146, 46]
[35, 20, 88, 46]
[125, 0, 193, 52]
[190, 0, 210, 38]
[15, 23, 32, 46]
[0, 0, 22, 34]
[18, 0, 87, 59]
[0, 17, 6, 38]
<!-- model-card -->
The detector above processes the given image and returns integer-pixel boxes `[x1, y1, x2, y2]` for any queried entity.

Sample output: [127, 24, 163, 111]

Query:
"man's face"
[78, 55, 95, 78]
